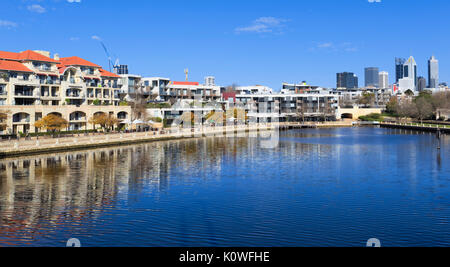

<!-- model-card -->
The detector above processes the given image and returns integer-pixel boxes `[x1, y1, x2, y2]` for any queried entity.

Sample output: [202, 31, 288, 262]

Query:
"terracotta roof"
[172, 81, 200, 86]
[60, 56, 101, 68]
[57, 64, 68, 74]
[0, 51, 20, 61]
[99, 69, 120, 78]
[17, 50, 60, 63]
[0, 60, 33, 72]
[0, 50, 60, 63]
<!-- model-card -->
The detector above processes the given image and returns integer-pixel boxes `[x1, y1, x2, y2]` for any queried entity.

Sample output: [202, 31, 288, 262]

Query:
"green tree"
[386, 97, 399, 115]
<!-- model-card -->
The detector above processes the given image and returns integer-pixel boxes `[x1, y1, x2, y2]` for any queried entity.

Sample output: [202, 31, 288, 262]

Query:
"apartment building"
[235, 85, 273, 95]
[234, 93, 339, 122]
[159, 81, 221, 102]
[282, 82, 321, 94]
[0, 50, 130, 134]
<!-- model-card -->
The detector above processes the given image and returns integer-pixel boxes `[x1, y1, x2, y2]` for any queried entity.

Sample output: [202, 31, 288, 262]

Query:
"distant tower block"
[184, 68, 189, 81]
[205, 76, 215, 86]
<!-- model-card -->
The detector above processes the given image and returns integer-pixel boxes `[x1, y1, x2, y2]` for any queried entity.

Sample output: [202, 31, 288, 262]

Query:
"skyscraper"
[395, 58, 406, 83]
[428, 55, 439, 89]
[417, 77, 427, 92]
[379, 71, 389, 89]
[337, 72, 358, 89]
[365, 67, 379, 87]
[398, 56, 417, 93]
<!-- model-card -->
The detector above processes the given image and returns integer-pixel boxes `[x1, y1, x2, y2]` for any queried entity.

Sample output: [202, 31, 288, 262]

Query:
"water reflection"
[0, 128, 449, 247]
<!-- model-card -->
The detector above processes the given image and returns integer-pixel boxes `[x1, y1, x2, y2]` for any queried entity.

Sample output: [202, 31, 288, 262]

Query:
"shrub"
[359, 113, 384, 122]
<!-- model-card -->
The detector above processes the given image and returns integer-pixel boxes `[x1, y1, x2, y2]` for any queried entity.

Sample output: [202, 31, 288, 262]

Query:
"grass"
[359, 113, 385, 122]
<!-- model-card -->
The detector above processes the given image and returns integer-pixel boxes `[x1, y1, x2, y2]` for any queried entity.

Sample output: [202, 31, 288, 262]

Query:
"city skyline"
[1, 0, 449, 90]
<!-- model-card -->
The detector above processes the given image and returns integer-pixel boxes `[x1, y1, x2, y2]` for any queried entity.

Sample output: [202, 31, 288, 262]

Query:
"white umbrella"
[132, 119, 145, 124]
[121, 119, 132, 124]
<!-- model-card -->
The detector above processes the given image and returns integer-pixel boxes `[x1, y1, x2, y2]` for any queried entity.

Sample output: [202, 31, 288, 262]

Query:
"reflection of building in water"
[0, 144, 174, 244]
[0, 132, 337, 245]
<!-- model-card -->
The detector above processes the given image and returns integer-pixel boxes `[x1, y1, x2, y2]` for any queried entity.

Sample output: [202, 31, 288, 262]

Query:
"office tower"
[365, 67, 379, 87]
[417, 77, 427, 92]
[205, 76, 216, 86]
[398, 56, 417, 93]
[428, 55, 439, 89]
[395, 58, 406, 83]
[337, 72, 358, 89]
[379, 71, 389, 89]
[114, 65, 129, 75]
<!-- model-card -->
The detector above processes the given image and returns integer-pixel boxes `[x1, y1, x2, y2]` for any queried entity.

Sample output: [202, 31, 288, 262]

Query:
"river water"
[0, 127, 449, 247]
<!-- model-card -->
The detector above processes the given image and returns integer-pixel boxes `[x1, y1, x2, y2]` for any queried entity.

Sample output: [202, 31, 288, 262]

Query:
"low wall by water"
[0, 122, 361, 158]
[0, 125, 277, 158]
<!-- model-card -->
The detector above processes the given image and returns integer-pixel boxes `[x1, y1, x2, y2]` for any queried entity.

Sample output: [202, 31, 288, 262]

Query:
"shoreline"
[0, 125, 279, 159]
[1, 121, 448, 158]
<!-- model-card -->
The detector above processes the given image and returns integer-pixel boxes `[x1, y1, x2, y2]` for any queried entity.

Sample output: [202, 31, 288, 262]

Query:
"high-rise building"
[395, 58, 406, 83]
[337, 72, 358, 89]
[428, 55, 439, 89]
[205, 76, 215, 86]
[379, 71, 389, 89]
[114, 65, 129, 75]
[417, 76, 427, 92]
[365, 67, 379, 87]
[398, 56, 417, 93]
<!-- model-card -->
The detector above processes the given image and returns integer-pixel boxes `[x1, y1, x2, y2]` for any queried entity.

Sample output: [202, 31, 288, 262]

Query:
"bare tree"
[396, 100, 418, 122]
[129, 82, 149, 121]
[415, 97, 434, 123]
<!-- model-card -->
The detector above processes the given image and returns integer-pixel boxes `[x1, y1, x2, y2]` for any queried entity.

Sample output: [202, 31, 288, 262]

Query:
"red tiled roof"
[172, 81, 200, 86]
[99, 69, 120, 78]
[60, 56, 101, 68]
[17, 50, 60, 63]
[0, 60, 33, 72]
[0, 51, 20, 61]
[0, 50, 60, 63]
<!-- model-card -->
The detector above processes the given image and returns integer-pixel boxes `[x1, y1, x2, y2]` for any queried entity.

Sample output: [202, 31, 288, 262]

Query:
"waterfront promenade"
[0, 122, 356, 157]
[0, 124, 277, 157]
[3, 120, 449, 157]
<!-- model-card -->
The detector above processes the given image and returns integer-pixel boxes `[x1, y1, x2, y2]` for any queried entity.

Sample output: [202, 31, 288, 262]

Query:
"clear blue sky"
[1, 0, 449, 90]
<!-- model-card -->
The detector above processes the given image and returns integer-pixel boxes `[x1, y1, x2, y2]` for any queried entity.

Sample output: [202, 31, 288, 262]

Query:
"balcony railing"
[13, 118, 30, 123]
[15, 91, 35, 97]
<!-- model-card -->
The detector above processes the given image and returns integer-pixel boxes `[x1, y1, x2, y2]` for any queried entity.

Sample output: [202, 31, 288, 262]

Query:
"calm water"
[0, 127, 449, 247]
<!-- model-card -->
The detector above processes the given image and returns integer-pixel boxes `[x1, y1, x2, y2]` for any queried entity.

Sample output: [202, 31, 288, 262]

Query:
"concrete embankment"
[0, 125, 276, 158]
[0, 122, 364, 158]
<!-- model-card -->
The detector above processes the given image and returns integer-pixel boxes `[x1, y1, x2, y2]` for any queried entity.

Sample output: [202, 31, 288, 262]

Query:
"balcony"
[40, 92, 60, 99]
[66, 90, 84, 99]
[40, 79, 61, 85]
[15, 90, 38, 98]
[70, 116, 87, 122]
[11, 77, 39, 86]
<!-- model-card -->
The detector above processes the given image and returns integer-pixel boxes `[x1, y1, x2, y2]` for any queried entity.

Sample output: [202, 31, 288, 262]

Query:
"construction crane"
[99, 41, 120, 72]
